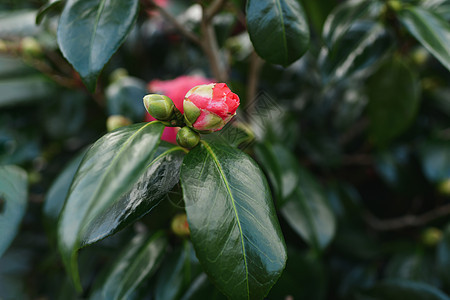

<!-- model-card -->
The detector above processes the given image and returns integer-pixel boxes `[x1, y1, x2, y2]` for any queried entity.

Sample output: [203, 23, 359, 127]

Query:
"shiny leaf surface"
[367, 59, 420, 147]
[246, 0, 310, 66]
[90, 232, 168, 300]
[0, 165, 27, 258]
[399, 6, 450, 72]
[281, 166, 336, 251]
[57, 122, 164, 290]
[180, 141, 287, 299]
[57, 0, 139, 91]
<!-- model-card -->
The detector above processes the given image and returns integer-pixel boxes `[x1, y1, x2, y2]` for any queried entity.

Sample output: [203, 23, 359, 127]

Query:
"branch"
[246, 50, 263, 110]
[364, 203, 450, 231]
[200, 4, 228, 82]
[142, 0, 201, 46]
[205, 0, 227, 22]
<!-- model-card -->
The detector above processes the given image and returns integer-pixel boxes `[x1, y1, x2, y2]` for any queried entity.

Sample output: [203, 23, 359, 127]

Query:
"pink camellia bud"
[183, 83, 240, 133]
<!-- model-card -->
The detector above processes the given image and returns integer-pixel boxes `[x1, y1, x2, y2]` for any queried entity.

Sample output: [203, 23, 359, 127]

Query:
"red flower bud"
[183, 83, 240, 133]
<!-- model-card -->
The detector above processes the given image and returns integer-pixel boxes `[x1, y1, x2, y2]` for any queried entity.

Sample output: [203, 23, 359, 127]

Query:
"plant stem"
[364, 203, 450, 231]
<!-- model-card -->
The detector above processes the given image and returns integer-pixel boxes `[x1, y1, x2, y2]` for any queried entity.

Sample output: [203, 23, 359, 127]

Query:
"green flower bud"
[171, 213, 190, 237]
[421, 227, 442, 247]
[176, 126, 200, 149]
[109, 68, 128, 83]
[143, 94, 175, 121]
[106, 115, 132, 132]
[21, 37, 42, 57]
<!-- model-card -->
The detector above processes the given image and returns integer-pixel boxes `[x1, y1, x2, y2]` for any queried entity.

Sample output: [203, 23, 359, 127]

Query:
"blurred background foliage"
[1, 0, 450, 299]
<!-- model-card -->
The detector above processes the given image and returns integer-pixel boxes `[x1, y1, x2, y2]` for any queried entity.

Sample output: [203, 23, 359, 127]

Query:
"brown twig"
[364, 203, 450, 231]
[204, 0, 227, 22]
[143, 0, 201, 45]
[246, 50, 263, 106]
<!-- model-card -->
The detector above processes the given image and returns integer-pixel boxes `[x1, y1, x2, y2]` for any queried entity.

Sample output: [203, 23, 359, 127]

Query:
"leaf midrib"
[201, 141, 250, 298]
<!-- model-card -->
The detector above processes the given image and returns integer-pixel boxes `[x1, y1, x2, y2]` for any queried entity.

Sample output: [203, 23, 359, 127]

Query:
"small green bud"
[143, 94, 175, 121]
[421, 227, 443, 247]
[106, 115, 132, 132]
[171, 213, 190, 237]
[176, 126, 200, 149]
[21, 37, 42, 57]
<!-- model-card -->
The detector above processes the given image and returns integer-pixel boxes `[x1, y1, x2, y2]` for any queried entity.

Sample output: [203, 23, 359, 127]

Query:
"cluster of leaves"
[1, 0, 450, 299]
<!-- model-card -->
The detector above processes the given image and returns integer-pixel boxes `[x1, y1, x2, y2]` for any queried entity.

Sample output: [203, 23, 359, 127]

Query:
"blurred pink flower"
[145, 75, 214, 143]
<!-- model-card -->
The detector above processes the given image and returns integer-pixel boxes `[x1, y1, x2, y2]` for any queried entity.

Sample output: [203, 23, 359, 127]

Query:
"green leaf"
[299, 0, 335, 34]
[180, 141, 287, 299]
[57, 0, 139, 91]
[322, 0, 383, 48]
[398, 6, 450, 72]
[0, 165, 27, 258]
[57, 122, 164, 291]
[281, 166, 336, 251]
[180, 273, 227, 300]
[90, 232, 168, 300]
[246, 0, 310, 66]
[357, 279, 450, 300]
[319, 21, 393, 84]
[36, 0, 63, 25]
[254, 143, 300, 206]
[155, 241, 202, 300]
[0, 76, 56, 108]
[44, 148, 87, 237]
[367, 58, 421, 147]
[106, 76, 148, 122]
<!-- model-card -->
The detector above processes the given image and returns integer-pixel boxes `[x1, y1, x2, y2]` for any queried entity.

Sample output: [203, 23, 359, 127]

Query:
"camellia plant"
[1, 0, 450, 299]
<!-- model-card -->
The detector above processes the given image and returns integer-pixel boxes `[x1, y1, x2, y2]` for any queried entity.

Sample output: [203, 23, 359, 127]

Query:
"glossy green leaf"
[90, 232, 168, 300]
[281, 166, 336, 251]
[254, 143, 300, 207]
[319, 21, 392, 83]
[367, 59, 420, 147]
[322, 0, 383, 48]
[106, 76, 148, 122]
[399, 6, 450, 72]
[57, 122, 165, 291]
[0, 166, 27, 257]
[57, 0, 139, 91]
[180, 141, 287, 299]
[246, 0, 310, 66]
[155, 241, 202, 300]
[357, 279, 450, 300]
[0, 76, 56, 108]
